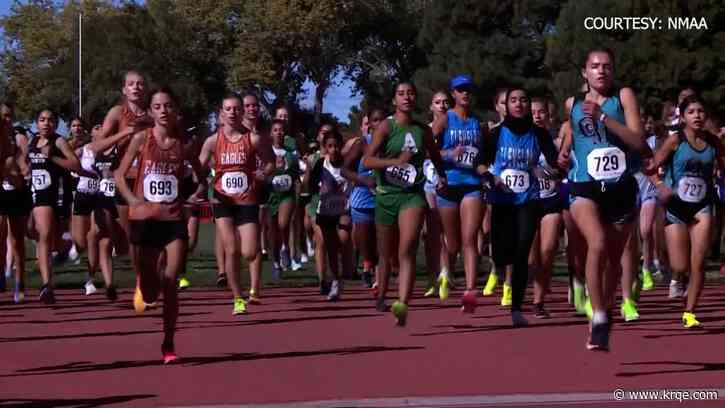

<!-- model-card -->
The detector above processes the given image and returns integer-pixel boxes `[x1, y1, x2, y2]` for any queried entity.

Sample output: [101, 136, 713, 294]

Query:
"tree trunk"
[314, 77, 330, 125]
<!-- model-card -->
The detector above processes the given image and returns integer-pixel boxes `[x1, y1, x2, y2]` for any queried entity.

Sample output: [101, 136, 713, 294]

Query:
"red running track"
[1, 281, 724, 407]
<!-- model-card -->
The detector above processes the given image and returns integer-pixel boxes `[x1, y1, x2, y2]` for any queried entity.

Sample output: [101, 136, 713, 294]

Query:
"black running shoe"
[587, 321, 611, 351]
[106, 285, 118, 301]
[534, 303, 551, 319]
[216, 274, 227, 288]
[39, 285, 56, 305]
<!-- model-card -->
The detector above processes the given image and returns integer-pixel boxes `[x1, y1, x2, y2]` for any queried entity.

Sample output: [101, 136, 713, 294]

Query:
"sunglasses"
[454, 86, 474, 93]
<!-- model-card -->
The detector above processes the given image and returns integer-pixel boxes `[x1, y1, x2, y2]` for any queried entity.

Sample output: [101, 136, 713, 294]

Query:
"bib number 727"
[677, 177, 706, 203]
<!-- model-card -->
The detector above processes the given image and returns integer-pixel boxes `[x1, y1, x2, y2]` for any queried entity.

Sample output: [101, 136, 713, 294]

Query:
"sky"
[0, 1, 362, 125]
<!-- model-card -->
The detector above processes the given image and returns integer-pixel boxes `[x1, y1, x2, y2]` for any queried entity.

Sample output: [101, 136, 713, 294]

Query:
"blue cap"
[450, 74, 474, 89]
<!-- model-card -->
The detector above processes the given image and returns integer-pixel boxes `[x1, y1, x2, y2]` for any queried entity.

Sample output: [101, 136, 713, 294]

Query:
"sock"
[592, 311, 608, 325]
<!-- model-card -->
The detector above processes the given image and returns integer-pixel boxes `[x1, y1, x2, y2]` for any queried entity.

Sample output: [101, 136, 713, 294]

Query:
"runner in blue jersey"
[344, 107, 385, 289]
[557, 48, 653, 351]
[650, 96, 723, 329]
[431, 75, 486, 313]
[527, 97, 562, 319]
[481, 87, 560, 327]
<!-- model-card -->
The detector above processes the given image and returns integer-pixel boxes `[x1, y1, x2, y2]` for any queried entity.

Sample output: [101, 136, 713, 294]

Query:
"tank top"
[129, 129, 184, 221]
[117, 103, 150, 179]
[664, 131, 716, 204]
[76, 144, 99, 195]
[440, 110, 482, 186]
[349, 134, 375, 209]
[488, 124, 543, 205]
[569, 91, 637, 183]
[212, 128, 258, 205]
[94, 145, 120, 198]
[269, 145, 298, 194]
[375, 118, 425, 194]
[28, 134, 63, 196]
[315, 158, 350, 216]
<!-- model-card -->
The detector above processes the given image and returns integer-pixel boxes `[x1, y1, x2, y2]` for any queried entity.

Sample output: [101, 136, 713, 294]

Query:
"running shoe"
[291, 259, 303, 271]
[620, 298, 639, 322]
[216, 273, 227, 288]
[583, 298, 593, 320]
[370, 281, 379, 299]
[641, 267, 654, 291]
[300, 253, 309, 264]
[178, 277, 190, 290]
[391, 301, 408, 326]
[586, 321, 611, 351]
[534, 303, 550, 319]
[668, 280, 684, 299]
[233, 297, 247, 315]
[106, 285, 118, 302]
[500, 283, 512, 307]
[423, 284, 437, 298]
[512, 310, 528, 327]
[272, 264, 283, 282]
[248, 289, 261, 305]
[4, 264, 11, 280]
[84, 279, 97, 296]
[573, 286, 587, 316]
[68, 245, 80, 265]
[327, 280, 341, 301]
[682, 311, 701, 329]
[631, 278, 642, 303]
[482, 272, 497, 296]
[280, 246, 290, 269]
[39, 285, 55, 305]
[319, 280, 331, 296]
[375, 296, 388, 312]
[461, 290, 476, 313]
[162, 342, 178, 365]
[133, 286, 147, 314]
[13, 282, 25, 304]
[306, 239, 315, 258]
[438, 274, 450, 301]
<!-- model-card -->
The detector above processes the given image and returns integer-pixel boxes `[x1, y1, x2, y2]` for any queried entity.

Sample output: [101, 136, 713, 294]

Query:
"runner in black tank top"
[26, 110, 82, 304]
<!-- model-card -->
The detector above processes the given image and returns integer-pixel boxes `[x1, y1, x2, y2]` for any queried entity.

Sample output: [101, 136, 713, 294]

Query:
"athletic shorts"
[375, 191, 426, 226]
[559, 181, 572, 211]
[570, 176, 638, 225]
[635, 172, 657, 207]
[665, 197, 713, 225]
[316, 213, 352, 231]
[32, 184, 60, 209]
[184, 204, 201, 218]
[213, 203, 259, 226]
[351, 207, 375, 224]
[93, 196, 120, 230]
[130, 219, 188, 249]
[436, 185, 483, 208]
[73, 192, 97, 216]
[268, 192, 295, 217]
[0, 187, 32, 217]
[180, 177, 197, 201]
[298, 193, 312, 208]
[537, 195, 563, 218]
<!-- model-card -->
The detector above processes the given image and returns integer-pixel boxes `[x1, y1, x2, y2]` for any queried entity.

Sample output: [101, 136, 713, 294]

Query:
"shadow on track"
[0, 394, 155, 407]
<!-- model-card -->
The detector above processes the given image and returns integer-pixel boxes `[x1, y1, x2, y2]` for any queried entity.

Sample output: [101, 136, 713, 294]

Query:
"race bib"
[455, 146, 478, 169]
[677, 177, 706, 203]
[31, 169, 52, 191]
[384, 164, 417, 187]
[2, 181, 16, 191]
[500, 169, 530, 193]
[272, 175, 293, 192]
[143, 174, 178, 203]
[100, 179, 116, 197]
[538, 176, 557, 199]
[77, 177, 99, 194]
[221, 171, 249, 195]
[587, 147, 626, 181]
[318, 194, 348, 216]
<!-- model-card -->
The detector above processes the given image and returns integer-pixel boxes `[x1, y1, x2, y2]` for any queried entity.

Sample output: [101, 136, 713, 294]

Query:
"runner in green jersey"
[362, 82, 445, 326]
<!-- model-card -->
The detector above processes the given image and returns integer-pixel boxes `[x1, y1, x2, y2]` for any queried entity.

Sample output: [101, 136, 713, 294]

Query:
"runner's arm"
[52, 137, 82, 173]
[362, 120, 402, 169]
[114, 132, 145, 206]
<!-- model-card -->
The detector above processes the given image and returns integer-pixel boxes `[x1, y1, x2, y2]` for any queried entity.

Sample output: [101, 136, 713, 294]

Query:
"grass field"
[8, 222, 724, 292]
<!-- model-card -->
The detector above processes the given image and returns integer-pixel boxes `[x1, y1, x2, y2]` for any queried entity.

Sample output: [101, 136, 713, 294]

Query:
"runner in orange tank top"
[199, 93, 274, 315]
[115, 87, 206, 364]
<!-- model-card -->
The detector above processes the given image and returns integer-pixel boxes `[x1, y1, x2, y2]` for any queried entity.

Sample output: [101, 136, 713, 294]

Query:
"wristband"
[599, 113, 608, 123]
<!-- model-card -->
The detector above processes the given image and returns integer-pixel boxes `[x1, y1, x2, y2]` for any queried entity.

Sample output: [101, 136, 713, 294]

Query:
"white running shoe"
[300, 254, 309, 263]
[668, 280, 684, 299]
[84, 279, 98, 296]
[68, 245, 80, 262]
[327, 280, 341, 301]
[306, 239, 315, 258]
[291, 259, 302, 271]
